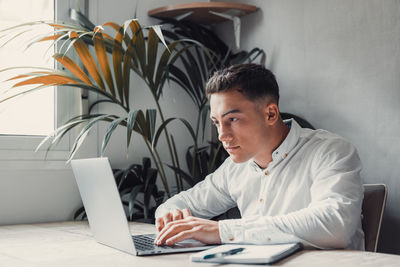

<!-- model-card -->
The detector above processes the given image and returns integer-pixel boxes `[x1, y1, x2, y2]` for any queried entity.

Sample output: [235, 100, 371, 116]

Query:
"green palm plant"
[155, 18, 265, 186]
[0, 14, 212, 197]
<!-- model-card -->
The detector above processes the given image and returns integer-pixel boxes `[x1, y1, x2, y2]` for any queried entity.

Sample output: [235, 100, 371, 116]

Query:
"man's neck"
[254, 120, 290, 169]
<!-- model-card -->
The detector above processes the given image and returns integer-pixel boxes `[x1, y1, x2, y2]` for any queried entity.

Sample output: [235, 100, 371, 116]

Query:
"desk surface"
[0, 221, 399, 267]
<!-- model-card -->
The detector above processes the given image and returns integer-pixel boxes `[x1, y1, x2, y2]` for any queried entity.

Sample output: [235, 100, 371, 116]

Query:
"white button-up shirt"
[156, 119, 365, 250]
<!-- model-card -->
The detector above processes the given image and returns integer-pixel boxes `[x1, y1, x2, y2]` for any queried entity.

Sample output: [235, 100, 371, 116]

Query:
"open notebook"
[191, 243, 303, 264]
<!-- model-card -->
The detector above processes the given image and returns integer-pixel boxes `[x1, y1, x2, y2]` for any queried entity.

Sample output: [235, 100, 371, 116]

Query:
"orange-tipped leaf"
[108, 24, 124, 104]
[13, 74, 79, 87]
[129, 20, 146, 75]
[39, 34, 63, 42]
[93, 32, 116, 97]
[69, 31, 106, 91]
[53, 53, 92, 85]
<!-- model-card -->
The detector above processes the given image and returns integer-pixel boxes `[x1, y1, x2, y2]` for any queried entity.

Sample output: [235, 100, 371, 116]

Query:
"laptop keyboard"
[132, 234, 158, 251]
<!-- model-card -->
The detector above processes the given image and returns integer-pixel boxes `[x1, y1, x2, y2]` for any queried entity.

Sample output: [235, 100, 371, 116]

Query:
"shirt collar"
[249, 118, 301, 171]
[271, 118, 300, 162]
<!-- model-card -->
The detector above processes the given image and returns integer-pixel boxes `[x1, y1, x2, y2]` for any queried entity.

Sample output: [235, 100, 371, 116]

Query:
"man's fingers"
[155, 209, 193, 243]
[155, 217, 164, 232]
[165, 229, 196, 245]
[182, 208, 191, 218]
[172, 209, 183, 221]
[163, 212, 172, 225]
[156, 222, 188, 245]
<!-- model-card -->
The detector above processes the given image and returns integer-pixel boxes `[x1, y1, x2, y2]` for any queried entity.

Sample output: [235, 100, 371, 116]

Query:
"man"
[154, 63, 364, 250]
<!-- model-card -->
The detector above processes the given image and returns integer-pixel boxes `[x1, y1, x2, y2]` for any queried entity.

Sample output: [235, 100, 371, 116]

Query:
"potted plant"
[0, 9, 267, 221]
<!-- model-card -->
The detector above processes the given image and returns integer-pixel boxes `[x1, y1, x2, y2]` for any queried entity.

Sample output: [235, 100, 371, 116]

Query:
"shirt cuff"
[219, 219, 245, 243]
[219, 217, 302, 245]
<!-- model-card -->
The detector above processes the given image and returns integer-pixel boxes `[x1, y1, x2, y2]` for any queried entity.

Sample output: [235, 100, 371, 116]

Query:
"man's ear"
[264, 103, 280, 125]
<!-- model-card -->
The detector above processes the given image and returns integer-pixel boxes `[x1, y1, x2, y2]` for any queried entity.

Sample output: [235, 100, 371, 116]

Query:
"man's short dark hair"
[205, 63, 279, 103]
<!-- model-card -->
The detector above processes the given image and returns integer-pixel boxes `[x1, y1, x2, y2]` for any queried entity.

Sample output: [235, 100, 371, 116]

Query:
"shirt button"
[259, 198, 264, 203]
[264, 171, 269, 176]
[229, 236, 235, 241]
[283, 153, 288, 159]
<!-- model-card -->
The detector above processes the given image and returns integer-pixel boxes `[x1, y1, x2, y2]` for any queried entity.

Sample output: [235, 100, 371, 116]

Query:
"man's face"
[209, 89, 272, 165]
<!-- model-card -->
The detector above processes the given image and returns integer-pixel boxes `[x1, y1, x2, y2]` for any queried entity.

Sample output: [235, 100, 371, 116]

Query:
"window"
[0, 0, 87, 164]
[0, 0, 55, 136]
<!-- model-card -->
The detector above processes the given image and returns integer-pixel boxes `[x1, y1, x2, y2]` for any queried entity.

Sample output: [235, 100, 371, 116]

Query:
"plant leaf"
[178, 118, 196, 142]
[126, 109, 141, 147]
[128, 185, 144, 218]
[12, 74, 79, 87]
[93, 31, 116, 97]
[53, 53, 92, 85]
[154, 41, 179, 90]
[68, 114, 112, 162]
[143, 183, 155, 219]
[146, 27, 158, 86]
[101, 117, 126, 156]
[151, 117, 176, 150]
[39, 33, 63, 42]
[166, 164, 195, 187]
[200, 103, 209, 141]
[146, 109, 157, 142]
[88, 99, 115, 114]
[35, 117, 90, 152]
[69, 31, 106, 90]
[108, 24, 124, 104]
[122, 44, 131, 109]
[170, 135, 182, 192]
[128, 20, 146, 76]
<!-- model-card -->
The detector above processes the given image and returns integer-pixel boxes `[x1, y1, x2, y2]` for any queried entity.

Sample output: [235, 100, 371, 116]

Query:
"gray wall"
[214, 0, 400, 254]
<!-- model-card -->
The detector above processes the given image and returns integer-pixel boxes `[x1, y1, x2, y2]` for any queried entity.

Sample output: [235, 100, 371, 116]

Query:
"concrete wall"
[214, 0, 400, 254]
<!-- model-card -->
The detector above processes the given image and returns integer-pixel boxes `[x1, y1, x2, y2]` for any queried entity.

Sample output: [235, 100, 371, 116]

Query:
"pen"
[203, 247, 245, 259]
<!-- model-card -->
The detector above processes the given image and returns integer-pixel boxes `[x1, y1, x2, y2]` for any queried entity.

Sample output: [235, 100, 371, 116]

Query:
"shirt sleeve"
[155, 158, 237, 219]
[219, 139, 364, 249]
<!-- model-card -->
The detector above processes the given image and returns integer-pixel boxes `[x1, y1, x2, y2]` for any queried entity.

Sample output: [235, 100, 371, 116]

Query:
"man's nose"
[218, 125, 232, 142]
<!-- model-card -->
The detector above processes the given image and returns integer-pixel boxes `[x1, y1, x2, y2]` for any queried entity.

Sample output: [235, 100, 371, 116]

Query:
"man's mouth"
[224, 146, 240, 153]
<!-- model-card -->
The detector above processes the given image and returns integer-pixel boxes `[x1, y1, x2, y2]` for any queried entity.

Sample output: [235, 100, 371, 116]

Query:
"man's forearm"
[218, 202, 361, 249]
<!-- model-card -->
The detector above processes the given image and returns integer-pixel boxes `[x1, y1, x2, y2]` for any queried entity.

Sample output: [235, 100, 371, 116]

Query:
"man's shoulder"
[298, 127, 360, 166]
[300, 127, 355, 149]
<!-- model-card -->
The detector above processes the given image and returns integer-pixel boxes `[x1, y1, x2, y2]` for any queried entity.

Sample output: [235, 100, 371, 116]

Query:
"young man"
[154, 64, 364, 250]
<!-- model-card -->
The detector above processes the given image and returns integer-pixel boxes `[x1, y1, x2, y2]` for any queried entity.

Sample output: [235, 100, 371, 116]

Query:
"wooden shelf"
[148, 2, 258, 25]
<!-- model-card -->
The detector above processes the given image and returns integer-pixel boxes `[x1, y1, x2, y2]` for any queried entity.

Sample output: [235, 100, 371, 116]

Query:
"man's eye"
[230, 118, 238, 122]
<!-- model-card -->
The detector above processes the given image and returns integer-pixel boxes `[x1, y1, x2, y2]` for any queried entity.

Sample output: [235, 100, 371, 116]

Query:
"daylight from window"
[0, 0, 54, 135]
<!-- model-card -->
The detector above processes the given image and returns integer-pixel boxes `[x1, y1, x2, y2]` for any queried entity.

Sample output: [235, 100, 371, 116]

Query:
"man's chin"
[229, 155, 250, 164]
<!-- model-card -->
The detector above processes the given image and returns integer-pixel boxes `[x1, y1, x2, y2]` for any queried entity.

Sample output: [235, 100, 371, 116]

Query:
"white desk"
[0, 221, 399, 266]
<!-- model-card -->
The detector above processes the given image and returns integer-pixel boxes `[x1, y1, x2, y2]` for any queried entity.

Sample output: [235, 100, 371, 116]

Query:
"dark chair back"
[362, 184, 387, 252]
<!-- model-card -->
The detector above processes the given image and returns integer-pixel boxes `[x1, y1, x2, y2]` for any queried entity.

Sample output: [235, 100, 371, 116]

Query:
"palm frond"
[93, 31, 116, 97]
[68, 31, 105, 91]
[68, 114, 117, 161]
[101, 117, 126, 156]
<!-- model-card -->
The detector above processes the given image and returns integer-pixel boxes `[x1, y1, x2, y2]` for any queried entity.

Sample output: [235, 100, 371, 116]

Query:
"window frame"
[0, 0, 90, 168]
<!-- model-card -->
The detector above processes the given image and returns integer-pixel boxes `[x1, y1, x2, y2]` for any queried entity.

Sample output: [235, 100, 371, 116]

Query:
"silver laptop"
[71, 157, 215, 256]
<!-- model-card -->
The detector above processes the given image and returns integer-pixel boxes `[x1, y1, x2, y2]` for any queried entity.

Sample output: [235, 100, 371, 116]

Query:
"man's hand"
[155, 208, 192, 232]
[155, 215, 222, 246]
